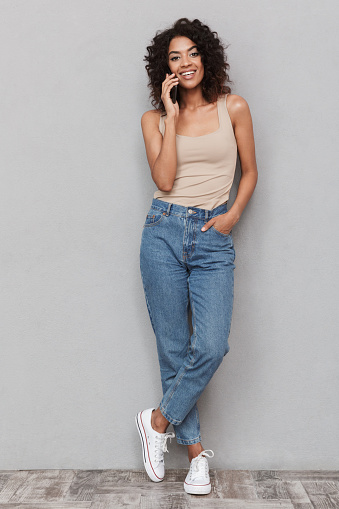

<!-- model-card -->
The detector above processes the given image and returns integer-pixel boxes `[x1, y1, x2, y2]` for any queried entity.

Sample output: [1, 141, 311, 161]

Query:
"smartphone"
[167, 66, 178, 104]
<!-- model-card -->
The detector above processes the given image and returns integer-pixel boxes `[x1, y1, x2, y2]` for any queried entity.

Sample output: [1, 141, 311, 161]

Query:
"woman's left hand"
[201, 211, 239, 235]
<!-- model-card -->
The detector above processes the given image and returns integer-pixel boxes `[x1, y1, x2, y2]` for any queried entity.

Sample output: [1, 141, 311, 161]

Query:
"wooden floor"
[0, 469, 338, 508]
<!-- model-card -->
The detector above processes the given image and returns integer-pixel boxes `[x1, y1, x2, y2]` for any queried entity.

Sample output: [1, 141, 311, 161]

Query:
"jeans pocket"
[144, 209, 166, 227]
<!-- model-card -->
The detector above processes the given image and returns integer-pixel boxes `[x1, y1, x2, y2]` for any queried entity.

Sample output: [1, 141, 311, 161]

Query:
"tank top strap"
[224, 92, 229, 113]
[216, 93, 228, 130]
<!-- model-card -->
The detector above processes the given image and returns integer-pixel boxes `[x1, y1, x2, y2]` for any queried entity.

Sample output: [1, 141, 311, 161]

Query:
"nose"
[181, 54, 191, 67]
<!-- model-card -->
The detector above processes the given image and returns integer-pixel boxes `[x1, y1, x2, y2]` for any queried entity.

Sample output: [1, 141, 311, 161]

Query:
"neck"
[178, 87, 209, 110]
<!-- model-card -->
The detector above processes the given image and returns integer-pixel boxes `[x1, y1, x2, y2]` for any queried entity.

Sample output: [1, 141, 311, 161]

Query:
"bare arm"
[228, 95, 258, 221]
[202, 95, 258, 234]
[141, 111, 177, 192]
[141, 72, 180, 192]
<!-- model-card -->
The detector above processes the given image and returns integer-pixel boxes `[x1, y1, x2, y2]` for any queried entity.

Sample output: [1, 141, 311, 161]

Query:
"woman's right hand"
[161, 73, 179, 121]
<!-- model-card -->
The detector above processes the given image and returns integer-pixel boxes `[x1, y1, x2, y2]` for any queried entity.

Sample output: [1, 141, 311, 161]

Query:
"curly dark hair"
[143, 18, 233, 113]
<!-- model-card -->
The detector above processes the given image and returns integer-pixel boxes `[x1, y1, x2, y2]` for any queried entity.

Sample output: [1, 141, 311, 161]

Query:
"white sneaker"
[184, 449, 215, 495]
[135, 408, 175, 482]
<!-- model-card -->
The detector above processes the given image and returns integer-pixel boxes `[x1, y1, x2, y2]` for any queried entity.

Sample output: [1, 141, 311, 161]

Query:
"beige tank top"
[153, 93, 237, 210]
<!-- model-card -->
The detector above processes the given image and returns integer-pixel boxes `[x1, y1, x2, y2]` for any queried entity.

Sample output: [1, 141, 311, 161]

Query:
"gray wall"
[1, 0, 338, 469]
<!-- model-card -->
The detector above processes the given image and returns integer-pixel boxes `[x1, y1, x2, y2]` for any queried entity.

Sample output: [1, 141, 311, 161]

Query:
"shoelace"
[154, 431, 175, 463]
[191, 449, 215, 476]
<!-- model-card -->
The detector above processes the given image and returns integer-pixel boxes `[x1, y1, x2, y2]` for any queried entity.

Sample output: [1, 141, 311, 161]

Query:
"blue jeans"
[139, 198, 236, 445]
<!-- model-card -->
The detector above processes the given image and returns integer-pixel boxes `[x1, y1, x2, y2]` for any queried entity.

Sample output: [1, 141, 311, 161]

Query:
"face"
[167, 36, 204, 87]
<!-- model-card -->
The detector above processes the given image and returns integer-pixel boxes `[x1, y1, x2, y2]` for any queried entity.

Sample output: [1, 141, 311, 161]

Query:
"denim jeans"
[139, 198, 236, 445]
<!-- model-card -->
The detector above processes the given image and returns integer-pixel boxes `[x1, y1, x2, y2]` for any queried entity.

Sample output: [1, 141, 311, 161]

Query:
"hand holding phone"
[161, 70, 179, 118]
[168, 66, 178, 104]
[170, 80, 177, 104]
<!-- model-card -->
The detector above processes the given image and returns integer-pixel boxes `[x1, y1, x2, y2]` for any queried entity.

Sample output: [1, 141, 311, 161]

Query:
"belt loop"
[205, 209, 209, 221]
[166, 203, 172, 216]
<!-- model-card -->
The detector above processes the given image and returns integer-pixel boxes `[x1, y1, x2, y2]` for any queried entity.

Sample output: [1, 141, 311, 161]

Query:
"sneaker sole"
[184, 481, 212, 495]
[135, 411, 164, 483]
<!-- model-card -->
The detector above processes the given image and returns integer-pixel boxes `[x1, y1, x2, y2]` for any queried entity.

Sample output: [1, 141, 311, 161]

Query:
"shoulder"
[141, 109, 162, 127]
[223, 94, 252, 126]
[140, 109, 164, 139]
[227, 94, 250, 115]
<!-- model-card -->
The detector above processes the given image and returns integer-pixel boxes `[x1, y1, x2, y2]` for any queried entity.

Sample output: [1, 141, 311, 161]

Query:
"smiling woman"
[136, 17, 258, 496]
[143, 19, 232, 111]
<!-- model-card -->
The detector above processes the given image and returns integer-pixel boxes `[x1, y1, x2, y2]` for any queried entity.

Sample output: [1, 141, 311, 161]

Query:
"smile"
[179, 70, 197, 80]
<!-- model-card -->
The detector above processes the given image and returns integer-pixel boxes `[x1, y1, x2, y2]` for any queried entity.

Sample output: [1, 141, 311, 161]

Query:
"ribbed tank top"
[153, 93, 237, 210]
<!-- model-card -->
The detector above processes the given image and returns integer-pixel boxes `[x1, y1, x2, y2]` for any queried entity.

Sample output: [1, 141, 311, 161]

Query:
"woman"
[136, 18, 258, 495]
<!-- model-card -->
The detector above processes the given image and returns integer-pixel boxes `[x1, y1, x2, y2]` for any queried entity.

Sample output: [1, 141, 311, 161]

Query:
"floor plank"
[214, 470, 257, 499]
[301, 480, 339, 508]
[0, 469, 338, 508]
[6, 470, 75, 504]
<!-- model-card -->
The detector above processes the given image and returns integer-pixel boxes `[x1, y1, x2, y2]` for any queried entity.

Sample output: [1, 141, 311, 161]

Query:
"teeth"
[181, 71, 195, 76]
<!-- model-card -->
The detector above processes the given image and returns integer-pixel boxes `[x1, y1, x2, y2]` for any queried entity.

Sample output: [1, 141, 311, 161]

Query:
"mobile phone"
[167, 66, 178, 104]
[171, 83, 178, 104]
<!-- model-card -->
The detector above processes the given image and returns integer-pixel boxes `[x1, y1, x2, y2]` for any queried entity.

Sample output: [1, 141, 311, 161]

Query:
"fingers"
[201, 220, 222, 232]
[201, 220, 231, 234]
[161, 73, 179, 111]
[164, 73, 179, 88]
[164, 73, 178, 84]
[201, 220, 214, 232]
[201, 212, 232, 233]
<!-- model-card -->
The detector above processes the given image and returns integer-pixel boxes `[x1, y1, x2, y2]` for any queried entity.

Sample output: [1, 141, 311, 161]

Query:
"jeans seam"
[159, 405, 182, 425]
[195, 405, 200, 436]
[176, 435, 202, 445]
[160, 280, 198, 417]
[143, 215, 166, 227]
[190, 220, 197, 258]
[160, 366, 190, 416]
[188, 282, 198, 364]
[140, 267, 156, 335]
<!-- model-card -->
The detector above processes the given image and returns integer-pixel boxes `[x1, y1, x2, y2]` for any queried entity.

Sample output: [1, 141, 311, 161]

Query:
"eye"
[170, 51, 200, 61]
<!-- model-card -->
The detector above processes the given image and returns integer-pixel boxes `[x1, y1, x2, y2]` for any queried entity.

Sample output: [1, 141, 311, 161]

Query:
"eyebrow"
[168, 45, 198, 56]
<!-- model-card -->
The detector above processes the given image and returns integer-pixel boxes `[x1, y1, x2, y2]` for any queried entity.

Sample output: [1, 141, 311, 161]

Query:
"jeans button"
[188, 209, 193, 214]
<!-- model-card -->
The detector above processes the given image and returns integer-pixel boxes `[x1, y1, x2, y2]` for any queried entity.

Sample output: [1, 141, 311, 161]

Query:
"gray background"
[1, 0, 338, 470]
